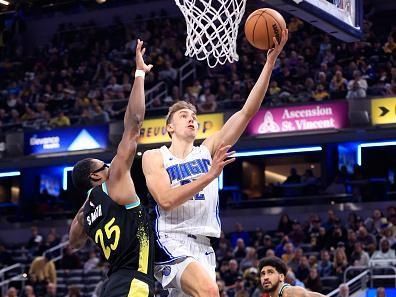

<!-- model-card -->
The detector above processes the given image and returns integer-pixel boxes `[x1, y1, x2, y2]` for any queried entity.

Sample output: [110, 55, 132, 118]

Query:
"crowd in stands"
[1, 206, 396, 296]
[0, 5, 395, 132]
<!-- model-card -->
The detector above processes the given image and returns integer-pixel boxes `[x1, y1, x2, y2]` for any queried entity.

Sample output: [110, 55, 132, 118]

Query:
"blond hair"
[165, 101, 197, 138]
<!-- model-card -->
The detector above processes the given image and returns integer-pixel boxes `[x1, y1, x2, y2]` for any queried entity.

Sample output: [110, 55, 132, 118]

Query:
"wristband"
[135, 69, 145, 79]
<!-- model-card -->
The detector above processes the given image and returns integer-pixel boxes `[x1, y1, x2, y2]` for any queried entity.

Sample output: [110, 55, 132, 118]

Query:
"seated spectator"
[77, 108, 95, 126]
[329, 70, 348, 99]
[284, 168, 301, 184]
[242, 267, 259, 294]
[29, 253, 56, 294]
[323, 209, 341, 231]
[312, 84, 330, 101]
[44, 283, 57, 297]
[301, 169, 318, 185]
[305, 215, 322, 240]
[83, 251, 100, 272]
[311, 227, 327, 252]
[239, 247, 257, 272]
[325, 173, 346, 194]
[227, 276, 249, 297]
[371, 238, 396, 265]
[277, 213, 293, 236]
[289, 221, 305, 246]
[304, 267, 322, 292]
[350, 242, 370, 266]
[223, 259, 241, 287]
[274, 235, 290, 258]
[38, 233, 59, 255]
[281, 242, 295, 264]
[266, 249, 275, 257]
[356, 226, 377, 255]
[345, 229, 357, 259]
[268, 81, 281, 97]
[49, 111, 70, 127]
[288, 247, 303, 273]
[383, 35, 396, 54]
[215, 231, 232, 262]
[26, 226, 44, 257]
[296, 256, 310, 282]
[158, 61, 177, 84]
[364, 208, 384, 235]
[333, 246, 349, 279]
[256, 234, 274, 260]
[92, 104, 110, 123]
[65, 285, 81, 297]
[328, 225, 347, 250]
[5, 287, 18, 297]
[317, 249, 333, 277]
[233, 238, 247, 261]
[22, 285, 36, 297]
[230, 223, 250, 247]
[198, 94, 217, 113]
[286, 269, 305, 287]
[381, 223, 396, 248]
[346, 70, 368, 99]
[58, 245, 81, 269]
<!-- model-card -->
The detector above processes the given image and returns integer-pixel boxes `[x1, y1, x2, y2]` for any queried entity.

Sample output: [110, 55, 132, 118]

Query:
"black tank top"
[279, 283, 292, 297]
[83, 183, 154, 278]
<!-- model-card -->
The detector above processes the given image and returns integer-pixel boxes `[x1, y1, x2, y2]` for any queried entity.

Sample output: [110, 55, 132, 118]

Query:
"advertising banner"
[139, 113, 224, 144]
[25, 125, 109, 155]
[371, 97, 396, 125]
[246, 101, 349, 136]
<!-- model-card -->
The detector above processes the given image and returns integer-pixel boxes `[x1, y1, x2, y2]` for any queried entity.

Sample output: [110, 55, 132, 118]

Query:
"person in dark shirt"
[69, 40, 154, 297]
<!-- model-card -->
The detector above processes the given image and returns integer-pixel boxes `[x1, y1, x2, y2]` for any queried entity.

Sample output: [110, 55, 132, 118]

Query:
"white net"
[175, 0, 247, 68]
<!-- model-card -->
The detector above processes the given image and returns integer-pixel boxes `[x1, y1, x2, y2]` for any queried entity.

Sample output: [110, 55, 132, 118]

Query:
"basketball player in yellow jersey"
[69, 40, 155, 297]
[142, 30, 288, 297]
[259, 257, 327, 297]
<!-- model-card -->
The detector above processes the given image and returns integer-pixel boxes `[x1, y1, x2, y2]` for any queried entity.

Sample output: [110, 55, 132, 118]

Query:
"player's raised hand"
[208, 143, 236, 179]
[267, 29, 288, 61]
[136, 39, 153, 73]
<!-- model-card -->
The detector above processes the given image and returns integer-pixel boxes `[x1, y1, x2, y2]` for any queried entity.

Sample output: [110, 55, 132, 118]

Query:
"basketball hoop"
[175, 0, 247, 68]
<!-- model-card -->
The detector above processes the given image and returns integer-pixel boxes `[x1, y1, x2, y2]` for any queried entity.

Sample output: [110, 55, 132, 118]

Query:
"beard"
[262, 279, 281, 293]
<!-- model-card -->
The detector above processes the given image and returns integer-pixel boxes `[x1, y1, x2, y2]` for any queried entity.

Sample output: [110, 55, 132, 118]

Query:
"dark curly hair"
[72, 158, 95, 193]
[258, 256, 288, 276]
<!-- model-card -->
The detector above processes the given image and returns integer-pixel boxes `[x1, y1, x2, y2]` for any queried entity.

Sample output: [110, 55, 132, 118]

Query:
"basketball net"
[175, 0, 247, 68]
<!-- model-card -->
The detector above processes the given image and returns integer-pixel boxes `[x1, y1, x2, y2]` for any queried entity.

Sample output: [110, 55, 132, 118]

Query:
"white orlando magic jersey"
[155, 145, 221, 238]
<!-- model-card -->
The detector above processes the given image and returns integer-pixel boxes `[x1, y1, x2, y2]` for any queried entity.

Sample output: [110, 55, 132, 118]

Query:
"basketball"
[244, 8, 287, 50]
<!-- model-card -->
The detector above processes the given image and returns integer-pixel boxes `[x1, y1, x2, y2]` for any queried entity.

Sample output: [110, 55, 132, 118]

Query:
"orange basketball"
[244, 8, 286, 50]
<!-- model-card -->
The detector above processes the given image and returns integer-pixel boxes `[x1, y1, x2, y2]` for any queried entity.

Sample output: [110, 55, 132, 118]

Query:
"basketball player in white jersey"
[259, 257, 326, 297]
[142, 29, 288, 297]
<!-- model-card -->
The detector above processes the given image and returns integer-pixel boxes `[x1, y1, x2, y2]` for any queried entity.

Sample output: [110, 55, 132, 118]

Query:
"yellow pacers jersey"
[83, 183, 154, 278]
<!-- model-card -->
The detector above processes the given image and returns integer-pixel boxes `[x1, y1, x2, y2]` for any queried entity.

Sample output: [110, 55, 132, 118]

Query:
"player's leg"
[179, 261, 219, 297]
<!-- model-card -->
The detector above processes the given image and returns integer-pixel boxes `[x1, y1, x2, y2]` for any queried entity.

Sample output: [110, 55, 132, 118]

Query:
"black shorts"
[100, 269, 154, 297]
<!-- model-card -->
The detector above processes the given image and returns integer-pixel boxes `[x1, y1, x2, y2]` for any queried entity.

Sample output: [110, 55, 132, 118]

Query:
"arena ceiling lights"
[0, 171, 20, 178]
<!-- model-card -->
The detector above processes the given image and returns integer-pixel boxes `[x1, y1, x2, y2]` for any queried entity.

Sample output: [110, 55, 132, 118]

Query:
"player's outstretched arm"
[203, 29, 288, 155]
[143, 143, 235, 210]
[112, 39, 153, 168]
[69, 202, 88, 250]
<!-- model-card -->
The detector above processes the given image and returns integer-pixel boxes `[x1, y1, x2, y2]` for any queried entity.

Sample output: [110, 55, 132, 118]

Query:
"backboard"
[262, 0, 362, 42]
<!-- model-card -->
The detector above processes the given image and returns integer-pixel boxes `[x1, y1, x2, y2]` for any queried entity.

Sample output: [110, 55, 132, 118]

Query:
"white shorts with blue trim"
[154, 233, 216, 296]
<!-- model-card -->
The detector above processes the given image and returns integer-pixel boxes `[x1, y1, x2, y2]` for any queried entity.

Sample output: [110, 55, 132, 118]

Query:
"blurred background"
[0, 0, 395, 296]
